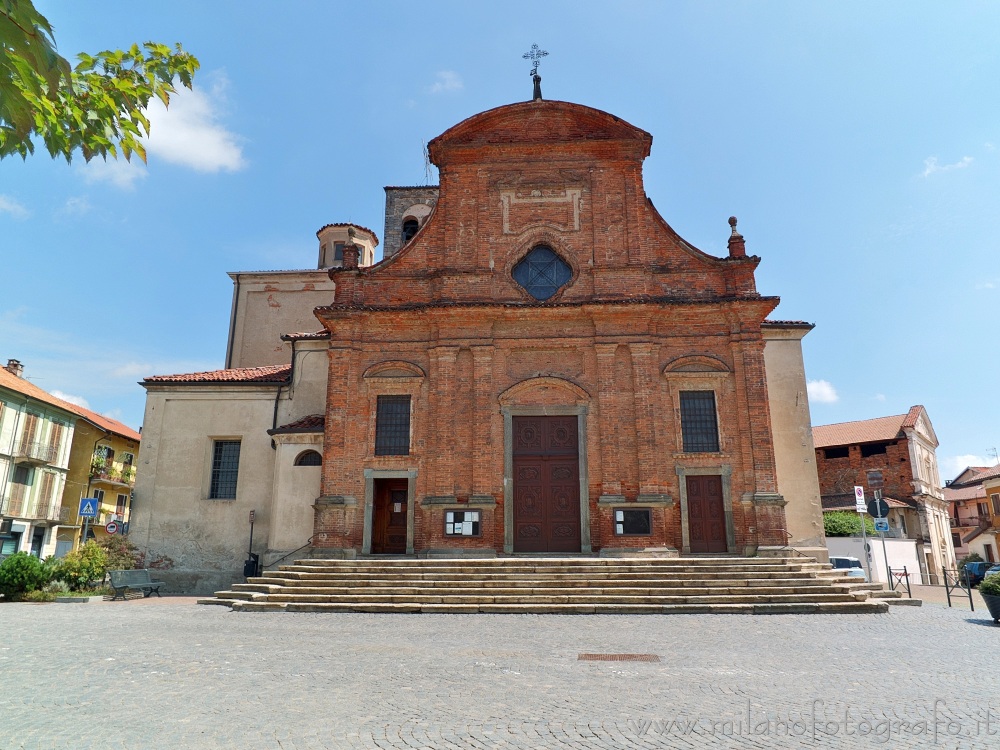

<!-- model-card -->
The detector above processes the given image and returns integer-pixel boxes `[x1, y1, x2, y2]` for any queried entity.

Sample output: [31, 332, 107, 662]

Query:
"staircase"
[199, 557, 889, 614]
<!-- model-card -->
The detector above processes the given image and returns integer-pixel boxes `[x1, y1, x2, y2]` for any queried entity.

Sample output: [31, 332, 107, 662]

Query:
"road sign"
[854, 486, 866, 513]
[249, 510, 255, 524]
[874, 518, 890, 533]
[105, 521, 119, 535]
[79, 498, 99, 518]
[867, 498, 889, 518]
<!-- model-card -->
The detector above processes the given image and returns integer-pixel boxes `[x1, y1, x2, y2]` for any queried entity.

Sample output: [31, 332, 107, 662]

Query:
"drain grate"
[578, 653, 660, 662]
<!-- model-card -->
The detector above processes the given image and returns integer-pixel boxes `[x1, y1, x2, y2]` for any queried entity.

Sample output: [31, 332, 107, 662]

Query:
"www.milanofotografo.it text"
[626, 700, 1000, 744]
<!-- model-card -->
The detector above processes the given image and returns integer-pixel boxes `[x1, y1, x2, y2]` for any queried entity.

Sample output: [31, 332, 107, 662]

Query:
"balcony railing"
[950, 515, 991, 528]
[13, 441, 59, 465]
[90, 465, 136, 486]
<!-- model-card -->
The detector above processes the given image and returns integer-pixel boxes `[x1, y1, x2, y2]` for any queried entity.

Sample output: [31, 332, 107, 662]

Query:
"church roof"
[280, 331, 330, 341]
[269, 414, 325, 434]
[143, 365, 291, 384]
[315, 223, 379, 245]
[812, 406, 925, 448]
[428, 99, 652, 163]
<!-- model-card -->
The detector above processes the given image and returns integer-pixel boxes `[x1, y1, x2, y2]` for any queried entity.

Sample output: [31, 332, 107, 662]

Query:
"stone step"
[259, 592, 865, 605]
[291, 556, 807, 566]
[228, 600, 889, 615]
[243, 576, 834, 590]
[255, 570, 823, 583]
[228, 583, 843, 597]
[279, 561, 814, 573]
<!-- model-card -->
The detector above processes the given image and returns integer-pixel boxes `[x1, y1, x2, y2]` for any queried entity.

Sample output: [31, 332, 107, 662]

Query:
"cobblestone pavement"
[2, 596, 998, 750]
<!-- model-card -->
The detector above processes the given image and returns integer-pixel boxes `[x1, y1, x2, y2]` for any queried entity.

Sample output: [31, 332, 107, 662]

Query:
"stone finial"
[727, 216, 746, 258]
[532, 74, 543, 101]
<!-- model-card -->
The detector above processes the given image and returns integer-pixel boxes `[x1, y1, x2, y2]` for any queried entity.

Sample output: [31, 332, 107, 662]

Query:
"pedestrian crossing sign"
[78, 499, 99, 518]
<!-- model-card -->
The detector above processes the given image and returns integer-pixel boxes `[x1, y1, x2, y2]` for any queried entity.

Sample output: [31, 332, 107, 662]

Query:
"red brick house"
[813, 406, 955, 582]
[132, 95, 825, 592]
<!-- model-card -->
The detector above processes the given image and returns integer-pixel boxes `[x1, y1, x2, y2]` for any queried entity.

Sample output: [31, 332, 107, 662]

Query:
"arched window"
[294, 450, 322, 466]
[401, 219, 419, 244]
[512, 245, 572, 300]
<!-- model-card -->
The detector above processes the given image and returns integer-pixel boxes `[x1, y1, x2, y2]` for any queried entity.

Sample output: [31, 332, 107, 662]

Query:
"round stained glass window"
[512, 246, 572, 301]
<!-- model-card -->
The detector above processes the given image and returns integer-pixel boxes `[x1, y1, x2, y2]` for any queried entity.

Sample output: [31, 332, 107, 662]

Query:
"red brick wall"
[314, 99, 786, 555]
[815, 439, 913, 500]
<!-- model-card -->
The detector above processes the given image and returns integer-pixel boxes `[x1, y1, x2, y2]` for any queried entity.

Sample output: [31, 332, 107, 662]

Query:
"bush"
[53, 541, 108, 591]
[958, 551, 984, 569]
[823, 511, 876, 537]
[979, 573, 1000, 597]
[98, 535, 141, 571]
[0, 552, 52, 599]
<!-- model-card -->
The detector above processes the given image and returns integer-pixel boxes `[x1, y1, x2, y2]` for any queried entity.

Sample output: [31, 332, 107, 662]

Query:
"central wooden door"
[512, 415, 581, 553]
[372, 479, 408, 554]
[687, 475, 727, 553]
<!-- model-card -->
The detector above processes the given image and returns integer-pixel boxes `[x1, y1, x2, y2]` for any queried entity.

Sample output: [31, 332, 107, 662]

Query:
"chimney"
[727, 216, 746, 258]
[4, 359, 23, 378]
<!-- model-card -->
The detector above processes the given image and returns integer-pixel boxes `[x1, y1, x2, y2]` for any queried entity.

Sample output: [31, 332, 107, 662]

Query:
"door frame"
[362, 468, 417, 555]
[675, 465, 735, 554]
[502, 406, 591, 554]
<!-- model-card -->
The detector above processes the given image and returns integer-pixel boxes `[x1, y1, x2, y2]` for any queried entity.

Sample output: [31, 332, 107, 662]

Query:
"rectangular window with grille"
[375, 396, 411, 456]
[992, 493, 1000, 516]
[679, 391, 720, 453]
[209, 440, 241, 499]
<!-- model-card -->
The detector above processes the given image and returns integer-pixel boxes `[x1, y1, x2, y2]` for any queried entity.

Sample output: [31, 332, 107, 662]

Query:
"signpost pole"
[854, 486, 872, 582]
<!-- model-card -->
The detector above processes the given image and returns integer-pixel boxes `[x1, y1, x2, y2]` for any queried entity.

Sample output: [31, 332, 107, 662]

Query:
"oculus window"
[512, 245, 572, 301]
[679, 391, 720, 453]
[210, 440, 241, 499]
[375, 395, 411, 456]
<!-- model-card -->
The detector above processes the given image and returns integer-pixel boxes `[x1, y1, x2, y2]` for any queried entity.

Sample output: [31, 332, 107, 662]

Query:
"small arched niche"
[294, 450, 322, 466]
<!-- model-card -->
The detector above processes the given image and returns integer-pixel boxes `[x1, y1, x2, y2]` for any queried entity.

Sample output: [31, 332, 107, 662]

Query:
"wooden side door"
[372, 479, 408, 554]
[687, 475, 727, 553]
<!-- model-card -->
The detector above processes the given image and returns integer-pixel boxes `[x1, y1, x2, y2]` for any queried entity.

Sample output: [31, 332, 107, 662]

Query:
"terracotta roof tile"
[1, 367, 141, 439]
[762, 319, 814, 327]
[314, 222, 379, 245]
[270, 414, 325, 433]
[280, 331, 330, 341]
[813, 414, 908, 448]
[144, 365, 291, 384]
[822, 494, 913, 511]
[945, 485, 987, 502]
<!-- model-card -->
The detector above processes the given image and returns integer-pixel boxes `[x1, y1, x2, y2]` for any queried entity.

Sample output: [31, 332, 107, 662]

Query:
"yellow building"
[60, 406, 141, 551]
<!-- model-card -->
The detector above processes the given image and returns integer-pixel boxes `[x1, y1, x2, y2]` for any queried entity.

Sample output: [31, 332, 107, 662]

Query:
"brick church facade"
[131, 95, 825, 593]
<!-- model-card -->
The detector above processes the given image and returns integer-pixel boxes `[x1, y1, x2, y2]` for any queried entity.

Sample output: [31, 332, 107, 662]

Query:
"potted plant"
[979, 572, 1000, 624]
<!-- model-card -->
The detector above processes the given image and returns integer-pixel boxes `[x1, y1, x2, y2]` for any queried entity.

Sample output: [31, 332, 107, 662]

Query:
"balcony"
[13, 441, 59, 466]
[950, 515, 991, 528]
[90, 465, 136, 488]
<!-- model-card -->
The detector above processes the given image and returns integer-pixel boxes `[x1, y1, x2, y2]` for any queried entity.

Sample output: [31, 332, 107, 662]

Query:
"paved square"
[2, 595, 998, 749]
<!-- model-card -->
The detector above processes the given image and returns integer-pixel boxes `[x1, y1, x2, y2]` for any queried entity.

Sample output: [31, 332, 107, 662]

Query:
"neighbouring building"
[813, 405, 955, 583]
[0, 359, 141, 558]
[0, 360, 76, 557]
[131, 89, 828, 594]
[945, 464, 1000, 563]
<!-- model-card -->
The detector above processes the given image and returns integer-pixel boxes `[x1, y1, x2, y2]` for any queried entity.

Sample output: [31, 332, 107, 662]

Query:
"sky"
[1, 1, 998, 479]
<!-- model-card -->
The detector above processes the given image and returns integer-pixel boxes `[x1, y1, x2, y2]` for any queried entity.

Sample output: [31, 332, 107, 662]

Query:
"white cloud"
[50, 390, 91, 409]
[0, 194, 29, 219]
[807, 379, 839, 404]
[61, 196, 92, 216]
[429, 71, 463, 94]
[986, 142, 996, 152]
[975, 279, 997, 290]
[82, 157, 148, 190]
[142, 76, 247, 172]
[921, 155, 973, 178]
[941, 454, 999, 479]
[874, 393, 886, 402]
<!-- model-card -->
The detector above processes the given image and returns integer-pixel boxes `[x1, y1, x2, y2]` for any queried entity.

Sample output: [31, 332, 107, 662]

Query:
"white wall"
[826, 536, 924, 585]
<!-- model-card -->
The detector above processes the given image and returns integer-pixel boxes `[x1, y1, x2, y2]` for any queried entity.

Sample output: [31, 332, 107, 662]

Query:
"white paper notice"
[462, 521, 473, 535]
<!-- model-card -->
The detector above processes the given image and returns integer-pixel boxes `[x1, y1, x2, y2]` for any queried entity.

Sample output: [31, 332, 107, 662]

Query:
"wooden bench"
[109, 569, 165, 601]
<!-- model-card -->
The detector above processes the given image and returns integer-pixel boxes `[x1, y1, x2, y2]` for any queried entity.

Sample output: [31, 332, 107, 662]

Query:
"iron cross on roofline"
[523, 44, 548, 100]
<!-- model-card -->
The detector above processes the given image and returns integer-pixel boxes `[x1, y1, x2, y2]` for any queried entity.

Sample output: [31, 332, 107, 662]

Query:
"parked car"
[986, 564, 1000, 578]
[963, 561, 993, 587]
[829, 556, 868, 581]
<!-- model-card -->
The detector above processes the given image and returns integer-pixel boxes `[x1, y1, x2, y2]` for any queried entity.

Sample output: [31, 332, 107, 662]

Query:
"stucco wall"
[131, 386, 281, 595]
[762, 325, 827, 558]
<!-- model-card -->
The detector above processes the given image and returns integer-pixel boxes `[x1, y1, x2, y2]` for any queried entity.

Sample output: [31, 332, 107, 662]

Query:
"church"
[131, 82, 826, 595]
